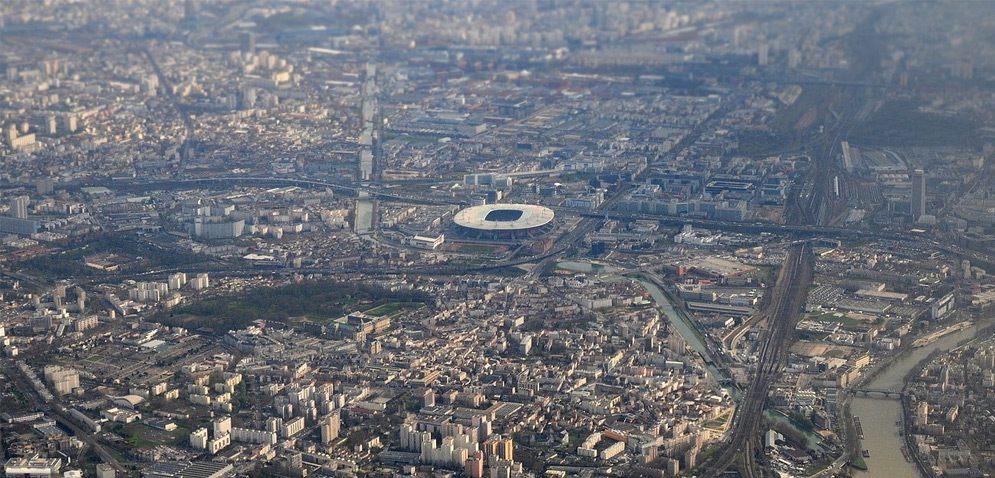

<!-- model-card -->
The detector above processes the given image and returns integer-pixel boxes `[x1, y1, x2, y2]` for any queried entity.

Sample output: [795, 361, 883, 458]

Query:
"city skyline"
[1, 1, 994, 478]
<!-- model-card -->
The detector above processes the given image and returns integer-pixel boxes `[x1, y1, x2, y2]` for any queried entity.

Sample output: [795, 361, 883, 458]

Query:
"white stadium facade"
[452, 204, 555, 239]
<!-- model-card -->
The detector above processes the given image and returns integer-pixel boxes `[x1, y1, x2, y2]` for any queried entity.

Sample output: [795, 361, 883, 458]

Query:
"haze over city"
[1, 1, 995, 478]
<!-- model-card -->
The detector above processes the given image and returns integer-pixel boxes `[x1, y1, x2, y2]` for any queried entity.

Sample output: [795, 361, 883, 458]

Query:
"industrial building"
[143, 461, 234, 478]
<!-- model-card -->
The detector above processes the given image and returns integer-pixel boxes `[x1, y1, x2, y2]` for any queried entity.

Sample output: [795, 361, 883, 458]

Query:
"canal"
[354, 194, 373, 234]
[634, 276, 727, 384]
[555, 262, 720, 378]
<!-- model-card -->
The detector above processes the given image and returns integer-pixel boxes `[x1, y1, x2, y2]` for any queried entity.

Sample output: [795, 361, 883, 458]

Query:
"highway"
[91, 176, 464, 207]
[0, 267, 52, 289]
[142, 47, 196, 171]
[69, 239, 578, 287]
[87, 175, 995, 270]
[521, 97, 737, 280]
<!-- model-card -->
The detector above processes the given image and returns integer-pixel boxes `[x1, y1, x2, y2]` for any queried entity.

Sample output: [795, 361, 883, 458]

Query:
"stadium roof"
[453, 204, 555, 231]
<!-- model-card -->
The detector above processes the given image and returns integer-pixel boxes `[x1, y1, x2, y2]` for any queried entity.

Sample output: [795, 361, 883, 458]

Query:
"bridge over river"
[850, 388, 903, 399]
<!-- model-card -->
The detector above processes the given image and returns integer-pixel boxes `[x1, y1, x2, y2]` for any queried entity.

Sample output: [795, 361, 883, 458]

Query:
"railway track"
[700, 243, 813, 478]
[2, 362, 130, 475]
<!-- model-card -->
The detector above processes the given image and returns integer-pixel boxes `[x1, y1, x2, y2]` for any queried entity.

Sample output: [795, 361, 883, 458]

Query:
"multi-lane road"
[80, 175, 995, 271]
[2, 362, 130, 476]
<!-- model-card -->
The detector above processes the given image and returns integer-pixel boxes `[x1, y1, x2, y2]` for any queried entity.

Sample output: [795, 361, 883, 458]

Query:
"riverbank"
[900, 318, 995, 478]
[847, 317, 994, 477]
[910, 321, 972, 347]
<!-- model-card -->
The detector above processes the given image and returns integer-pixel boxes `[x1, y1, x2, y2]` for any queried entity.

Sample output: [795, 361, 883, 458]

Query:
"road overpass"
[82, 176, 995, 270]
[90, 177, 465, 206]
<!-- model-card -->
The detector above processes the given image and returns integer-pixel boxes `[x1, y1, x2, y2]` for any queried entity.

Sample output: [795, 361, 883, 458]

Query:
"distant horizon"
[0, 1, 993, 478]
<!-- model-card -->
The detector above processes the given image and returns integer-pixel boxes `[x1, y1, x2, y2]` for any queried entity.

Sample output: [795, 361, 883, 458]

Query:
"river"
[563, 268, 983, 476]
[354, 194, 373, 234]
[851, 321, 985, 477]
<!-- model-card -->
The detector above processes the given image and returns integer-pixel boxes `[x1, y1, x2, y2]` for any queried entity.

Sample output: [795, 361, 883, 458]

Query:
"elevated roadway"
[90, 176, 464, 206]
[92, 176, 995, 262]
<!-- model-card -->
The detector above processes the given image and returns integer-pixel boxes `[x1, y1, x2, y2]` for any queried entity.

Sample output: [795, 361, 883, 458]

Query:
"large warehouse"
[452, 204, 555, 239]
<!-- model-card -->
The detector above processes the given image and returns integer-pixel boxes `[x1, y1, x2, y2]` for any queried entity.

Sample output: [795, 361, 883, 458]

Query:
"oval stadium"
[452, 204, 555, 239]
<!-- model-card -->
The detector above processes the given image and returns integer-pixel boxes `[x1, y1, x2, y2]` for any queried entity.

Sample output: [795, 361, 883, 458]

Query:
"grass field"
[364, 302, 423, 317]
[850, 453, 868, 471]
[155, 280, 429, 332]
[750, 265, 774, 284]
[119, 422, 188, 449]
